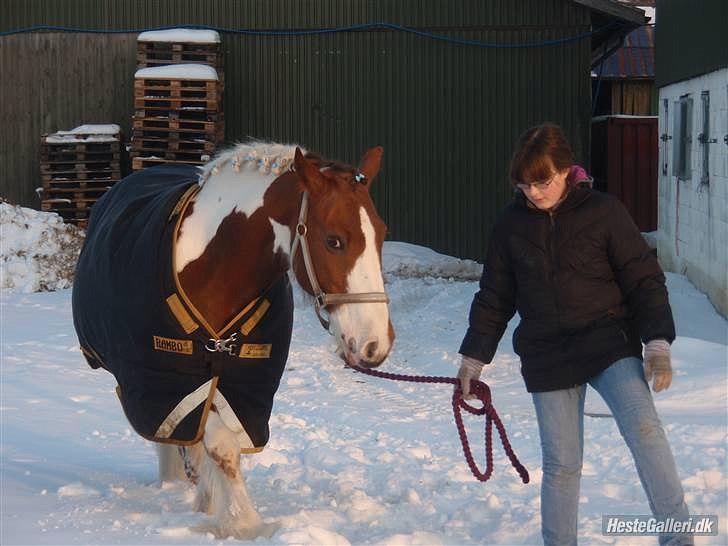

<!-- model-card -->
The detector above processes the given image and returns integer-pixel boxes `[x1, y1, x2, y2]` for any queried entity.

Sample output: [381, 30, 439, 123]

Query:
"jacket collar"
[514, 183, 592, 214]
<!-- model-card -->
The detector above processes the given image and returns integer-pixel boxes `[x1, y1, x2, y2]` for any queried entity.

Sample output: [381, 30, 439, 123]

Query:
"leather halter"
[289, 191, 390, 332]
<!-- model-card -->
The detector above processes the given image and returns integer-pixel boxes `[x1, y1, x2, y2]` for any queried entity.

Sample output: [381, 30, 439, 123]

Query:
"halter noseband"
[289, 191, 390, 332]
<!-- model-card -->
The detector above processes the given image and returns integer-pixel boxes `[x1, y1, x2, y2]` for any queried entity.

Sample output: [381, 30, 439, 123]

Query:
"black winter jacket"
[459, 186, 675, 392]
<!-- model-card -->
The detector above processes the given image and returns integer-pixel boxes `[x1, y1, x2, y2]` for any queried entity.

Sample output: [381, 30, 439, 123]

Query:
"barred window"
[672, 94, 693, 180]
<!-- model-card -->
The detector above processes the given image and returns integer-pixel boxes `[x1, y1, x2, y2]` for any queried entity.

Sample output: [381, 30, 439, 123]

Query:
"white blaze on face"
[329, 206, 391, 364]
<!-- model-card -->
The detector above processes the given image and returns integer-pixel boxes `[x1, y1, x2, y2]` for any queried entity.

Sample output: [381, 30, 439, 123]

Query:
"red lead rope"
[346, 364, 530, 484]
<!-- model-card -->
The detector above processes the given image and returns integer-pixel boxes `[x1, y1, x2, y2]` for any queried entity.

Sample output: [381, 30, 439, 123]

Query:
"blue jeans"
[532, 357, 692, 546]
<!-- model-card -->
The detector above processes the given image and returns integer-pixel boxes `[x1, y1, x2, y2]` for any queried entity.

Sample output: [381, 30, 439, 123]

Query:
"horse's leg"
[193, 410, 278, 539]
[156, 444, 187, 483]
[184, 442, 215, 514]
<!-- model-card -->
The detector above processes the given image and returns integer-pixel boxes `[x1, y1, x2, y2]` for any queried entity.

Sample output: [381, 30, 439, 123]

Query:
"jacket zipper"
[549, 210, 576, 385]
[548, 211, 559, 330]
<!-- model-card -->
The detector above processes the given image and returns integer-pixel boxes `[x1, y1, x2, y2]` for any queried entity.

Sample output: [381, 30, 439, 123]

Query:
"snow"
[135, 64, 219, 81]
[44, 124, 121, 144]
[1, 207, 727, 545]
[138, 29, 221, 44]
[0, 204, 84, 293]
[59, 124, 121, 136]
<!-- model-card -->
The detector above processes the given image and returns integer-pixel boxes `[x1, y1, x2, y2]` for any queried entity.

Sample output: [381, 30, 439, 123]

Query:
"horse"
[72, 142, 394, 539]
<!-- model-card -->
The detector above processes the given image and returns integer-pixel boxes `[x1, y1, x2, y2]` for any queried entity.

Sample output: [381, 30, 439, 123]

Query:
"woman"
[457, 123, 692, 546]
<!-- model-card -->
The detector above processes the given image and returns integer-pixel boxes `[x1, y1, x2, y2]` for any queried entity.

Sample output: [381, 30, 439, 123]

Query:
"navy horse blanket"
[72, 165, 293, 450]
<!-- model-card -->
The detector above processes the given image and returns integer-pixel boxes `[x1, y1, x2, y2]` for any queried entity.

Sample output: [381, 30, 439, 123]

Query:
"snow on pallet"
[39, 125, 122, 225]
[136, 29, 223, 73]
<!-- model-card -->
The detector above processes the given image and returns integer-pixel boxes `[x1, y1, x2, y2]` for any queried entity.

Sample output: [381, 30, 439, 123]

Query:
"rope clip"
[205, 332, 239, 354]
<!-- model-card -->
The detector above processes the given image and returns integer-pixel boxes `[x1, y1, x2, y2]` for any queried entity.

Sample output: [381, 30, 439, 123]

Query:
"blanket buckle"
[205, 333, 239, 354]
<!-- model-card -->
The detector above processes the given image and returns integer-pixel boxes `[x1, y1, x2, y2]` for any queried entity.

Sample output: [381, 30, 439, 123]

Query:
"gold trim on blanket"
[166, 293, 199, 334]
[240, 299, 271, 335]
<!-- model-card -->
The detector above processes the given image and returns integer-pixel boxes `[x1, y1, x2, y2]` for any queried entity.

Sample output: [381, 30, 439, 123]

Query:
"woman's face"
[516, 167, 569, 211]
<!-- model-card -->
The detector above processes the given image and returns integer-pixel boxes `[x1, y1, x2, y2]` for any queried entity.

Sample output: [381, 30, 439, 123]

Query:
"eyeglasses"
[516, 172, 557, 192]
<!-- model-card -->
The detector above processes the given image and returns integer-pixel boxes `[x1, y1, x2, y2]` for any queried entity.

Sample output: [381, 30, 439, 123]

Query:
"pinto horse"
[72, 142, 394, 539]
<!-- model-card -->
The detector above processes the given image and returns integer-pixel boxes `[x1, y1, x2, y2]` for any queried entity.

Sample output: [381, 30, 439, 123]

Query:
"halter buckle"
[205, 332, 239, 354]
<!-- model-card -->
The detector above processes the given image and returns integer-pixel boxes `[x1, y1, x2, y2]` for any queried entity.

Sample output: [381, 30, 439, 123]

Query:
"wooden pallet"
[41, 198, 96, 212]
[130, 149, 212, 162]
[41, 186, 110, 199]
[130, 134, 217, 153]
[41, 171, 121, 184]
[133, 109, 222, 122]
[132, 156, 207, 170]
[41, 141, 120, 154]
[131, 127, 224, 143]
[41, 160, 121, 174]
[134, 95, 220, 111]
[41, 178, 115, 191]
[41, 150, 120, 163]
[137, 50, 223, 69]
[137, 41, 220, 55]
[133, 117, 223, 134]
[134, 79, 221, 100]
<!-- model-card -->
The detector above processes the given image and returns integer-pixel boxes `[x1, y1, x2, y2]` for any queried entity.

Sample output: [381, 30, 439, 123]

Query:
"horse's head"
[291, 147, 394, 368]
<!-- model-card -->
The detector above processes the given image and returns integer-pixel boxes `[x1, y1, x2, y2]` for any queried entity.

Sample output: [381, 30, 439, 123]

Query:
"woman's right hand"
[457, 355, 486, 399]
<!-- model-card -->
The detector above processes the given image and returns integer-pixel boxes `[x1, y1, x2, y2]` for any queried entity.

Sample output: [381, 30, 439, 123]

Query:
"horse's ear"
[358, 146, 384, 185]
[293, 147, 325, 194]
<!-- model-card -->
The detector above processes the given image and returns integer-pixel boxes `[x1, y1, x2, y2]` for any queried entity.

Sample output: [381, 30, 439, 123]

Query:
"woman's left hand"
[643, 339, 673, 392]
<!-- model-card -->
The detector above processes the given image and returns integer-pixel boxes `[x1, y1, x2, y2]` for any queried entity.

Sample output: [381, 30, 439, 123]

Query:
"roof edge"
[571, 0, 648, 25]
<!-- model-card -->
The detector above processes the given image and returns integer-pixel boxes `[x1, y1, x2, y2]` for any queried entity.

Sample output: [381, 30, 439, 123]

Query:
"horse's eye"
[326, 236, 344, 250]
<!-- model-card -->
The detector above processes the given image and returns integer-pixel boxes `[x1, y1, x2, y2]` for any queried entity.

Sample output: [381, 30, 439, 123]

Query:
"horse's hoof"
[192, 491, 213, 514]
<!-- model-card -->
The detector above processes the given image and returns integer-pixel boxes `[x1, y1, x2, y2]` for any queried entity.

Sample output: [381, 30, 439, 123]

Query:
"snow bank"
[135, 64, 219, 81]
[382, 241, 482, 280]
[0, 203, 84, 293]
[137, 29, 221, 44]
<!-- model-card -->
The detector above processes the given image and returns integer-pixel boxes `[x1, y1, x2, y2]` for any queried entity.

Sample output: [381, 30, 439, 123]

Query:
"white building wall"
[657, 67, 728, 316]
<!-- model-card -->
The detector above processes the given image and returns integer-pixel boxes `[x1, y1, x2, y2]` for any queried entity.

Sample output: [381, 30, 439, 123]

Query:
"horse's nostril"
[364, 340, 379, 360]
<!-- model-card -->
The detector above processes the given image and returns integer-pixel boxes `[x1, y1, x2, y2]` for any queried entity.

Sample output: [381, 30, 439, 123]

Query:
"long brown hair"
[509, 123, 574, 186]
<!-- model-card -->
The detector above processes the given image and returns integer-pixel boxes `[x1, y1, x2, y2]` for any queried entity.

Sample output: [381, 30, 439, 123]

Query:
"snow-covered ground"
[1, 220, 726, 544]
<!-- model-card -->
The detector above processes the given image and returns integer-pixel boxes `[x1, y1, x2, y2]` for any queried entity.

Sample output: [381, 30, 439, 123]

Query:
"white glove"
[457, 355, 486, 400]
[643, 339, 672, 392]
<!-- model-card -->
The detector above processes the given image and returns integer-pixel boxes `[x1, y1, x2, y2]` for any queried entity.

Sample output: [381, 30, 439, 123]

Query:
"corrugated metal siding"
[655, 0, 728, 88]
[1, 0, 591, 259]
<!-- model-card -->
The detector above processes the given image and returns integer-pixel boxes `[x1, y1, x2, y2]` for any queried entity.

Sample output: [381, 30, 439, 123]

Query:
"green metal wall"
[655, 0, 728, 89]
[1, 0, 592, 260]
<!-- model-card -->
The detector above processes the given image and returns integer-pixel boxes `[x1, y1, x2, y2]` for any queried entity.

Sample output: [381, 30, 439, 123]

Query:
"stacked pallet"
[39, 124, 122, 228]
[136, 28, 224, 77]
[131, 29, 224, 170]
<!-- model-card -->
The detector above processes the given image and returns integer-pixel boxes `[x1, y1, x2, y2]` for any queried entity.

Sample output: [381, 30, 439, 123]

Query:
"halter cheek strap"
[290, 191, 390, 332]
